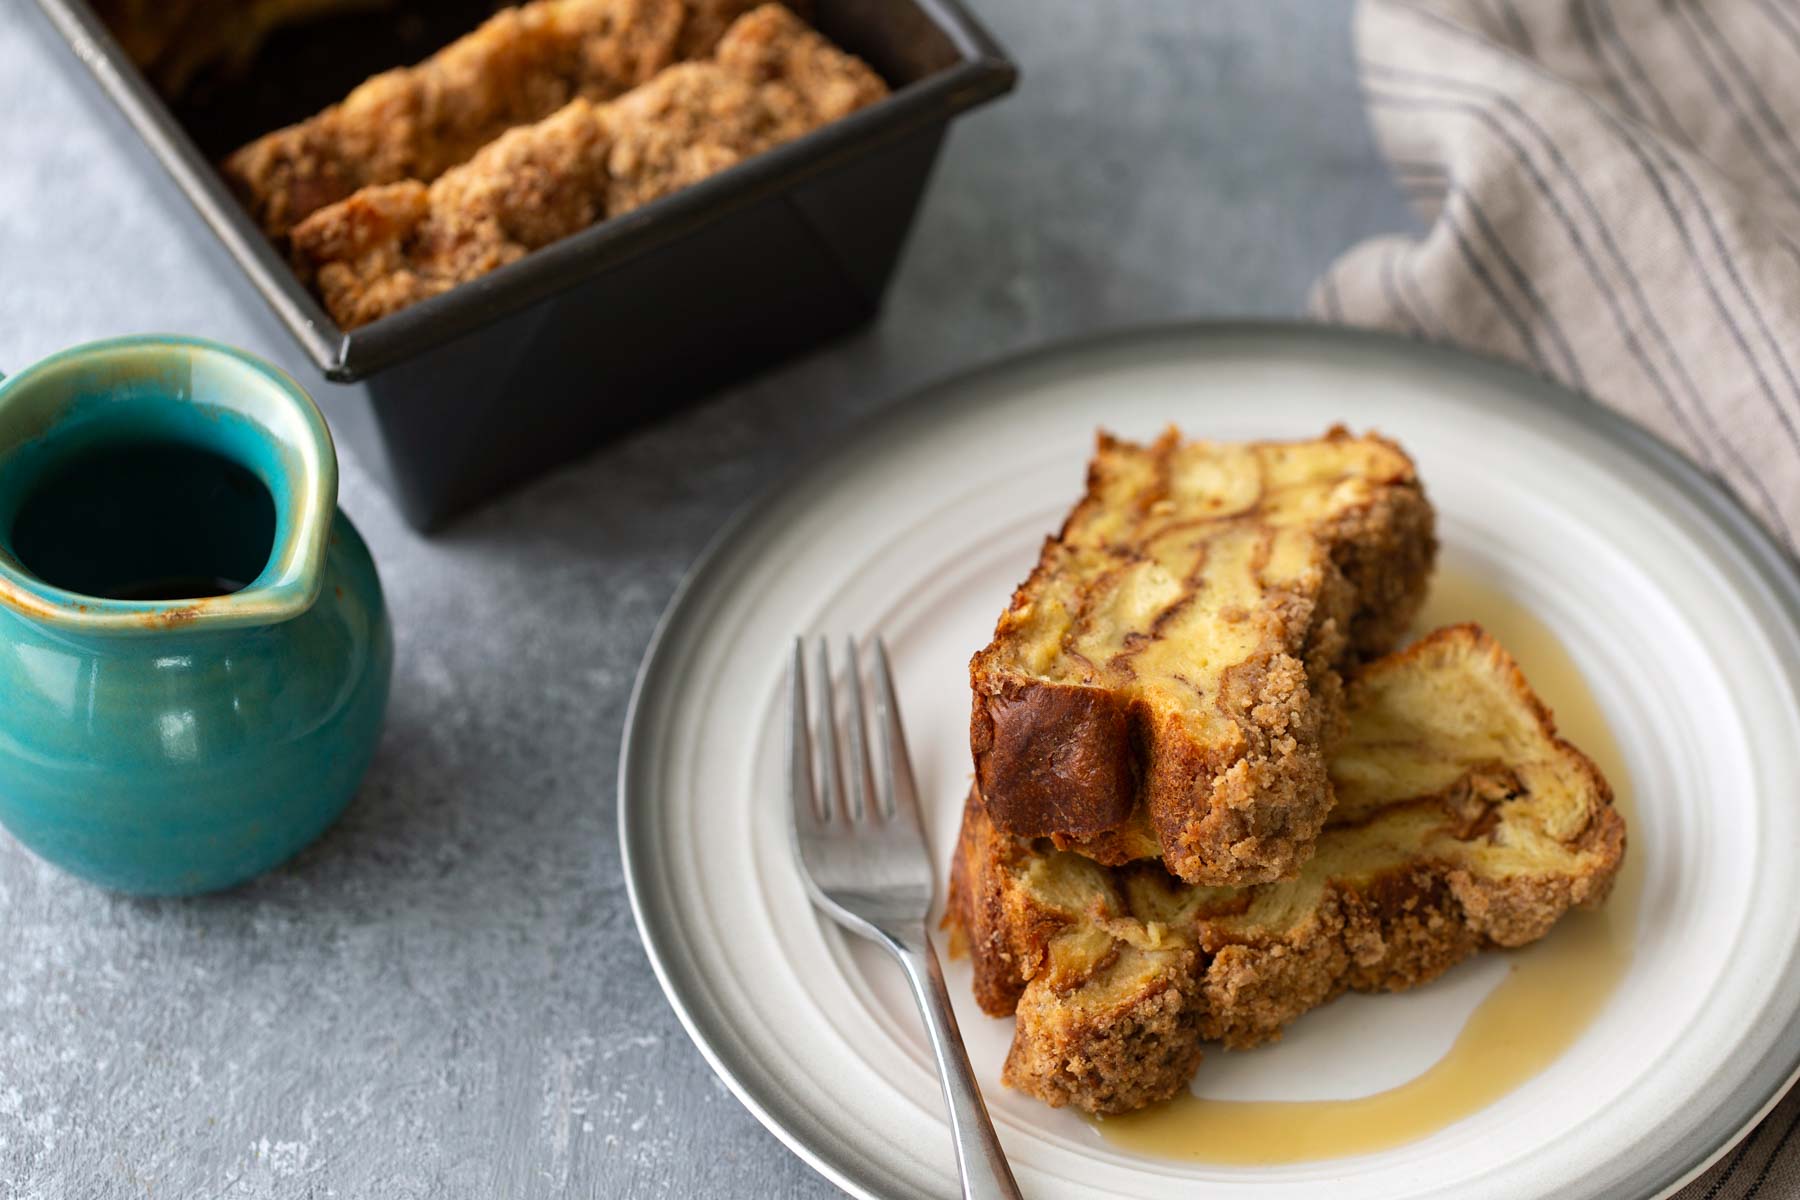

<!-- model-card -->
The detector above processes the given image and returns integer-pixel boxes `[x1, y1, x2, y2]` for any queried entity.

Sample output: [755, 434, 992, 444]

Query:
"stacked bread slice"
[948, 428, 1626, 1116]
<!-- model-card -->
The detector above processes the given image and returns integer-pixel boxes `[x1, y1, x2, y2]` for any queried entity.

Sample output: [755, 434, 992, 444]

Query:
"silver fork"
[789, 637, 1024, 1200]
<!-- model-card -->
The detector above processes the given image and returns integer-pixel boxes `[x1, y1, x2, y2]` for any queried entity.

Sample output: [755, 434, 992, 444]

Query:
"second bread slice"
[950, 624, 1626, 1115]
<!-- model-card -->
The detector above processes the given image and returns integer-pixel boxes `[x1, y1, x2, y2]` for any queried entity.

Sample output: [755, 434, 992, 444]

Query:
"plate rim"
[618, 319, 1800, 1200]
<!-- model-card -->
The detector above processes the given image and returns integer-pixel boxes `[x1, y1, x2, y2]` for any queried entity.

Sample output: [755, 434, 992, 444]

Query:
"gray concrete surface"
[0, 2, 1412, 1195]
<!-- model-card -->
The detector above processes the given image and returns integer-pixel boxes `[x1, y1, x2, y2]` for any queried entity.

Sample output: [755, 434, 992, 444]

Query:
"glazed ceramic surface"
[619, 325, 1800, 1199]
[0, 337, 393, 895]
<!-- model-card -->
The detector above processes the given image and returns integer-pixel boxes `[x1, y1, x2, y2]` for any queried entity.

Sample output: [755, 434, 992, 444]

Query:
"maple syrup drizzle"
[1094, 569, 1640, 1164]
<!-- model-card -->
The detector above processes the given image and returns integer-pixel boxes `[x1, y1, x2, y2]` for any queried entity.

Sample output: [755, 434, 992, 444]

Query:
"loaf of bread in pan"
[222, 0, 808, 239]
[287, 3, 885, 329]
[948, 624, 1626, 1116]
[968, 427, 1436, 886]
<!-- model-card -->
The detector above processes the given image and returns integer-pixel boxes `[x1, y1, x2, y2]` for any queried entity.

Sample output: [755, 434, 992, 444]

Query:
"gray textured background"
[0, 2, 1411, 1195]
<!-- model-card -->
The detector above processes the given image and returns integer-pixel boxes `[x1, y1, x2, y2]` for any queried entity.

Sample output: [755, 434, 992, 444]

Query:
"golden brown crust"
[1141, 647, 1333, 885]
[971, 675, 1138, 838]
[1191, 870, 1485, 1049]
[221, 0, 811, 239]
[288, 4, 884, 329]
[969, 428, 1437, 887]
[949, 790, 1046, 1016]
[281, 181, 442, 327]
[1006, 952, 1206, 1114]
[946, 624, 1626, 1115]
[1327, 432, 1440, 659]
[595, 16, 885, 216]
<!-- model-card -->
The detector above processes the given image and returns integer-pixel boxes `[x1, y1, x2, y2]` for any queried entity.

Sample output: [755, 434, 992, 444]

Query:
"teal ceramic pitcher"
[0, 336, 393, 895]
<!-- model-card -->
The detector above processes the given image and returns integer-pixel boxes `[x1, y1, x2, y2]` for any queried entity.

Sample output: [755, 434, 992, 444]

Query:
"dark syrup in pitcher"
[9, 442, 276, 602]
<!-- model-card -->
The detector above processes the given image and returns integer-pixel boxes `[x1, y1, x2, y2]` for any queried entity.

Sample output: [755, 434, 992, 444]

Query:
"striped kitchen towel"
[1316, 2, 1800, 1195]
[1313, 0, 1800, 559]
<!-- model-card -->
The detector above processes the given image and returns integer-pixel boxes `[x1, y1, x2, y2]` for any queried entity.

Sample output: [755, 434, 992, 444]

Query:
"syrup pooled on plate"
[1094, 569, 1640, 1164]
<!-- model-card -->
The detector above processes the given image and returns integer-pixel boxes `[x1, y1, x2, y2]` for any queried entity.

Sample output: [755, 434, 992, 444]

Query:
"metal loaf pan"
[35, 0, 1017, 529]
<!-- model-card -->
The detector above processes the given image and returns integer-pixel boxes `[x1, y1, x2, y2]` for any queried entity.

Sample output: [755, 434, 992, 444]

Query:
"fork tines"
[789, 636, 922, 831]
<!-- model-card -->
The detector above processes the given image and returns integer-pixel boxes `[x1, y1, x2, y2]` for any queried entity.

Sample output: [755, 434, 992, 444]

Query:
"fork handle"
[891, 939, 1025, 1200]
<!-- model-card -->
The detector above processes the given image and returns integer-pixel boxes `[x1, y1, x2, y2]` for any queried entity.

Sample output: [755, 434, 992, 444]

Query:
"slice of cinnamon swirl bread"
[969, 427, 1435, 886]
[948, 625, 1625, 1116]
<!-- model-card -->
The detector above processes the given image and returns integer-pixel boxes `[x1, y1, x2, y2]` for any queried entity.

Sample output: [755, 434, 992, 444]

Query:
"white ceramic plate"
[620, 325, 1800, 1199]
